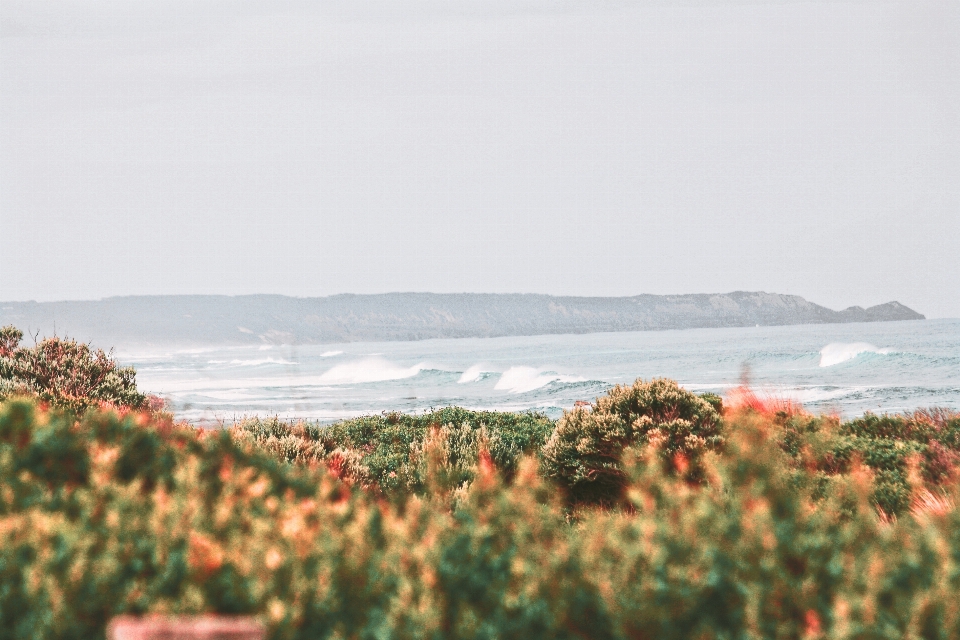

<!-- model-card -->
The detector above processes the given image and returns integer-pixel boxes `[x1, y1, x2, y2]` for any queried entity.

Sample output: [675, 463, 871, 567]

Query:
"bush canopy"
[0, 325, 146, 414]
[541, 378, 723, 505]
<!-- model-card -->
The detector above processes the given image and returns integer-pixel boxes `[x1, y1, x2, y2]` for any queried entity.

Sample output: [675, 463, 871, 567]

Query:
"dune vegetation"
[0, 325, 147, 414]
[2, 325, 960, 639]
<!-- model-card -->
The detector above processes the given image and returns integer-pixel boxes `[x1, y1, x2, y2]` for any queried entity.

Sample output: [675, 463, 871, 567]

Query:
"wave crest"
[819, 342, 892, 367]
[457, 364, 485, 384]
[318, 358, 423, 385]
[494, 366, 584, 394]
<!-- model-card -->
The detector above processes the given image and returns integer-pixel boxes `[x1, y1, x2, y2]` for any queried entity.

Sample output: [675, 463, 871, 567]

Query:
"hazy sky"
[1, 0, 958, 317]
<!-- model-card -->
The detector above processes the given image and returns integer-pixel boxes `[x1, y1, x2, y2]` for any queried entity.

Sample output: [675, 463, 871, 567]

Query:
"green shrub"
[698, 392, 724, 415]
[0, 325, 147, 414]
[540, 378, 722, 506]
[232, 407, 555, 497]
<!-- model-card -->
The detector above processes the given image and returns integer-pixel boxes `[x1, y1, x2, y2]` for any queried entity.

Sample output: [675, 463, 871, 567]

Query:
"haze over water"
[120, 319, 960, 424]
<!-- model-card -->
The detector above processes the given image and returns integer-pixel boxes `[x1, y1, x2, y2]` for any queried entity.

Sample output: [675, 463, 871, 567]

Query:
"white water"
[457, 364, 485, 384]
[316, 358, 424, 385]
[120, 319, 960, 424]
[493, 366, 586, 394]
[819, 342, 893, 367]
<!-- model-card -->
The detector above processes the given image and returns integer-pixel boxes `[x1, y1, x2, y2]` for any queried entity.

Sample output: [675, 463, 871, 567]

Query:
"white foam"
[320, 350, 344, 358]
[779, 386, 859, 404]
[819, 342, 892, 367]
[175, 347, 221, 355]
[174, 407, 385, 424]
[683, 383, 737, 392]
[135, 375, 338, 394]
[198, 389, 261, 401]
[457, 364, 485, 384]
[204, 358, 297, 367]
[318, 357, 423, 385]
[494, 366, 584, 394]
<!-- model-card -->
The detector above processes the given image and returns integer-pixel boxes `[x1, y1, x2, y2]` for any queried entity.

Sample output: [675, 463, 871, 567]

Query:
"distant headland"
[0, 292, 924, 347]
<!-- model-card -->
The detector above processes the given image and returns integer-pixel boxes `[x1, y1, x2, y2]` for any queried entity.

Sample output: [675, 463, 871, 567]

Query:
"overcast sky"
[1, 0, 958, 317]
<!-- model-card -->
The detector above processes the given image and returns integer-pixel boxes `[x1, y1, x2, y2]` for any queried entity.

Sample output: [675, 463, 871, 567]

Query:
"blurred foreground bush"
[4, 394, 960, 639]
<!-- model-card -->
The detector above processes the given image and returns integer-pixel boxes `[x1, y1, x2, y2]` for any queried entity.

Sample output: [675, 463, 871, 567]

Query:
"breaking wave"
[457, 364, 485, 384]
[318, 358, 424, 385]
[819, 342, 893, 367]
[494, 366, 585, 394]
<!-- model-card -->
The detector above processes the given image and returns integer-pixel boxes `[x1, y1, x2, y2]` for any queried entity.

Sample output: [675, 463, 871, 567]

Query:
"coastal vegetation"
[2, 325, 960, 639]
[232, 408, 553, 500]
[0, 326, 147, 414]
[540, 379, 723, 506]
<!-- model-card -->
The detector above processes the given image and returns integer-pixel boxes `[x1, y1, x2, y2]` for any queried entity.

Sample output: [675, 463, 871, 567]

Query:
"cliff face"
[0, 292, 924, 347]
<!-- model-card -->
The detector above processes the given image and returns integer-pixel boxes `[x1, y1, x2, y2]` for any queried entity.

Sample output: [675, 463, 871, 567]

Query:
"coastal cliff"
[0, 292, 924, 347]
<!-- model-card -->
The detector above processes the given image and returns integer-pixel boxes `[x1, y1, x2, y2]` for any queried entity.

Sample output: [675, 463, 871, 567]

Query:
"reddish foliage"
[725, 385, 805, 417]
[188, 532, 225, 578]
[804, 609, 822, 637]
[326, 452, 347, 480]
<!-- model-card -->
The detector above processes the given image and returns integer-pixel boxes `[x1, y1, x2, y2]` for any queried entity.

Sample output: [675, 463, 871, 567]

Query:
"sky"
[1, 0, 958, 317]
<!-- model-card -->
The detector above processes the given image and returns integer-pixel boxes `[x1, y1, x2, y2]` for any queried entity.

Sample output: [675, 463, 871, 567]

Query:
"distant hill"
[0, 292, 924, 348]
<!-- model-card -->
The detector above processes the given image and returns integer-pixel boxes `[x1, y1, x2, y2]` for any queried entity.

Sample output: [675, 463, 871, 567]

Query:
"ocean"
[119, 318, 960, 424]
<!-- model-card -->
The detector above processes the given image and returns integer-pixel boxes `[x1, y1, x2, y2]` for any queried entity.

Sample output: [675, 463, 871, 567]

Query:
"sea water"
[119, 319, 960, 424]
